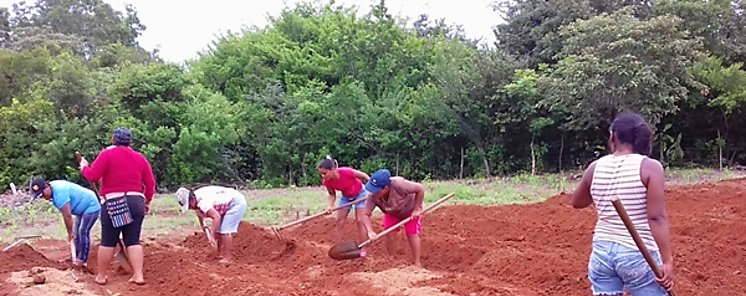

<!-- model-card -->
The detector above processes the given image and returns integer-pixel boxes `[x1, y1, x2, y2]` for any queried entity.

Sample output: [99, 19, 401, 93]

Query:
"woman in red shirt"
[318, 156, 371, 255]
[79, 128, 156, 286]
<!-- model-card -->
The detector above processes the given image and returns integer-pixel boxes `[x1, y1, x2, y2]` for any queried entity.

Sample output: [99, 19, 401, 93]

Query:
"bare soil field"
[2, 178, 744, 295]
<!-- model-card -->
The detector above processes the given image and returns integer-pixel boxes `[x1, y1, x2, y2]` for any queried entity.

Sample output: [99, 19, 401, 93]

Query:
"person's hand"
[68, 232, 75, 242]
[79, 157, 88, 169]
[411, 209, 423, 219]
[145, 203, 151, 215]
[367, 231, 378, 240]
[324, 206, 334, 215]
[656, 262, 675, 291]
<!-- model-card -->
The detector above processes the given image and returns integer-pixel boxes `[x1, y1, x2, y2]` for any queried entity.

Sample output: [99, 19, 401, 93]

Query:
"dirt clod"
[32, 274, 46, 285]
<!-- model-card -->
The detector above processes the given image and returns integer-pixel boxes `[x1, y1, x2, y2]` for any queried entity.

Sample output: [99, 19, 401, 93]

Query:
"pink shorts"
[383, 213, 422, 236]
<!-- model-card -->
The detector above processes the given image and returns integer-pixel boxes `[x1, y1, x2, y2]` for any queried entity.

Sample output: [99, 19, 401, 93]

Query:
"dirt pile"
[1, 178, 745, 295]
[0, 244, 62, 272]
[181, 222, 299, 264]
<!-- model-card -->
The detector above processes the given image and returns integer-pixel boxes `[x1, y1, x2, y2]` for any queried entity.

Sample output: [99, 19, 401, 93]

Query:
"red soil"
[1, 178, 745, 295]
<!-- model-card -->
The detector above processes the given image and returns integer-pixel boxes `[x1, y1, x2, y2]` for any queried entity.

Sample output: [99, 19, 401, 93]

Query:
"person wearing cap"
[79, 127, 156, 286]
[175, 185, 247, 263]
[30, 178, 101, 267]
[359, 169, 426, 266]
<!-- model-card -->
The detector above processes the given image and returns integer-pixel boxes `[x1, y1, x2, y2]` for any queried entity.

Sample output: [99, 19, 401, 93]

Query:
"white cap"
[175, 187, 191, 213]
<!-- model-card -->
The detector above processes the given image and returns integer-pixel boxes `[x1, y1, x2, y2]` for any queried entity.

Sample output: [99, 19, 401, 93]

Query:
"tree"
[9, 0, 147, 58]
[493, 0, 595, 67]
[542, 8, 705, 133]
[690, 55, 746, 168]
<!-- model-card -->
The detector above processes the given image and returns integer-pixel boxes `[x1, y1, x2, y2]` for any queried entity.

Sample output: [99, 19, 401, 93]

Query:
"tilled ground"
[2, 178, 745, 295]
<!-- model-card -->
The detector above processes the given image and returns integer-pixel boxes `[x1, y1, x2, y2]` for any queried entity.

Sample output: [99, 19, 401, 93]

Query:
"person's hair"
[610, 113, 653, 156]
[113, 127, 133, 146]
[317, 155, 339, 170]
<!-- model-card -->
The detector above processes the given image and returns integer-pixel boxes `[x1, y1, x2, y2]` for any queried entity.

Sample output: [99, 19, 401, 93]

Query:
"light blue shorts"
[218, 197, 247, 234]
[588, 240, 668, 296]
[337, 187, 368, 210]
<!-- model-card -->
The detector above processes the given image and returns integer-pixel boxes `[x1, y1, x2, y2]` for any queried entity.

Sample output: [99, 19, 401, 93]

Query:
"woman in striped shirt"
[572, 113, 674, 295]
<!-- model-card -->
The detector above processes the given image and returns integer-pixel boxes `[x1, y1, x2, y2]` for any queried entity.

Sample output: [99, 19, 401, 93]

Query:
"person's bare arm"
[205, 208, 222, 239]
[643, 158, 675, 290]
[325, 187, 336, 212]
[401, 180, 425, 216]
[353, 169, 370, 183]
[572, 161, 597, 208]
[60, 203, 75, 241]
[360, 199, 378, 239]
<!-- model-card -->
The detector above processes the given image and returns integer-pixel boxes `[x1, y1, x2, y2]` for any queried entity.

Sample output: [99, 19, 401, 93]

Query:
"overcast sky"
[0, 0, 502, 64]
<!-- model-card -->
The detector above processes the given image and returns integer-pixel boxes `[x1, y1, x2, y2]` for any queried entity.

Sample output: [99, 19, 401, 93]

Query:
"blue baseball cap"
[365, 169, 391, 194]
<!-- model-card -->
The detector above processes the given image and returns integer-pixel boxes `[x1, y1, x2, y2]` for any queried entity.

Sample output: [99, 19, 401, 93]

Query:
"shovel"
[203, 225, 217, 249]
[2, 235, 42, 252]
[270, 197, 368, 240]
[75, 151, 133, 273]
[114, 239, 133, 273]
[69, 239, 76, 264]
[611, 197, 676, 296]
[328, 192, 455, 260]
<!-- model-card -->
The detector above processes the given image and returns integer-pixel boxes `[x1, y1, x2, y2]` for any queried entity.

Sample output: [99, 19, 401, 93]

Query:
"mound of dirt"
[0, 244, 61, 272]
[181, 222, 299, 264]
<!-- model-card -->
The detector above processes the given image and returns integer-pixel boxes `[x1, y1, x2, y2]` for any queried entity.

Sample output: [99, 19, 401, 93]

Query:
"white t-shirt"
[193, 186, 244, 216]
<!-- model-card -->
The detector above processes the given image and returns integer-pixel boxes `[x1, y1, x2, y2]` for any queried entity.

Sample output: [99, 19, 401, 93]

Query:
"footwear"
[94, 276, 107, 285]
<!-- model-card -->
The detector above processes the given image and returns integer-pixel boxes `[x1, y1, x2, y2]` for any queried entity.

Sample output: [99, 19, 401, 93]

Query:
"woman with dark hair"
[317, 155, 371, 255]
[572, 113, 674, 295]
[79, 127, 156, 286]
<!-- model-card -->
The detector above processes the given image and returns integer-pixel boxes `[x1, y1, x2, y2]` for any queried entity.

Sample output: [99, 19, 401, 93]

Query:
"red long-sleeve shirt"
[81, 145, 156, 204]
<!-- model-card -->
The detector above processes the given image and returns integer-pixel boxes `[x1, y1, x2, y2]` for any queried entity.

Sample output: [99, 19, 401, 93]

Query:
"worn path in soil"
[2, 178, 745, 295]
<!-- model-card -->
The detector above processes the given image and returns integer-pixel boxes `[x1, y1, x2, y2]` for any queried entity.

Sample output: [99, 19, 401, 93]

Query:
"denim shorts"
[337, 187, 368, 210]
[588, 240, 668, 296]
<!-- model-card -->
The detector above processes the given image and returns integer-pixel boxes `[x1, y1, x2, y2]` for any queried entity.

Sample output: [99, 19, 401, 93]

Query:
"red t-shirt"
[81, 145, 156, 204]
[322, 167, 362, 197]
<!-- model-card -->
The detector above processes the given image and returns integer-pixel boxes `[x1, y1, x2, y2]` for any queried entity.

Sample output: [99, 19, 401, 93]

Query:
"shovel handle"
[75, 151, 101, 198]
[358, 192, 455, 248]
[70, 240, 76, 262]
[611, 198, 675, 296]
[275, 197, 369, 231]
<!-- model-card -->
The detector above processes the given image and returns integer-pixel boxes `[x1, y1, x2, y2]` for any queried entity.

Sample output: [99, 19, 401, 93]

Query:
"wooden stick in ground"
[611, 197, 675, 296]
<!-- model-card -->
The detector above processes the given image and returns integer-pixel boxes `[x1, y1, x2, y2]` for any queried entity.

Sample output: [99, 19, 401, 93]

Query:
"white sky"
[0, 0, 501, 64]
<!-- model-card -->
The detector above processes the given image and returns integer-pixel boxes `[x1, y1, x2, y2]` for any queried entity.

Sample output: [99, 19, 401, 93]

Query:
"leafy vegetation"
[0, 0, 745, 191]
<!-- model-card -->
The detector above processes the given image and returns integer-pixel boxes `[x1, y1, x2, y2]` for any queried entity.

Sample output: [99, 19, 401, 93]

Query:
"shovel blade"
[328, 241, 362, 260]
[115, 251, 133, 273]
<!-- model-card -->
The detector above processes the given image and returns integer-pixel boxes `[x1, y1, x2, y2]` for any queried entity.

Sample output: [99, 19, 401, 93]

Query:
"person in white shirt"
[176, 185, 247, 263]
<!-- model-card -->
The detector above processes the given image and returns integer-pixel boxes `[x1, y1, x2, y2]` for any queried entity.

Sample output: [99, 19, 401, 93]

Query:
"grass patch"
[1, 168, 743, 243]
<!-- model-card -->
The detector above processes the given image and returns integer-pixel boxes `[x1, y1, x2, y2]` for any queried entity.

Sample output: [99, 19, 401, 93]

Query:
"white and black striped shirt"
[590, 153, 659, 251]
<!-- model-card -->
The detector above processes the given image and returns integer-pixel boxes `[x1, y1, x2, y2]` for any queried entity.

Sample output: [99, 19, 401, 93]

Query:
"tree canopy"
[1, 0, 745, 190]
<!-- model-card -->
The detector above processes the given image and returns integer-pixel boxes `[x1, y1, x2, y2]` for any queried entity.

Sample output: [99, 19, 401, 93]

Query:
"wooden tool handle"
[611, 198, 675, 296]
[74, 152, 101, 199]
[358, 192, 455, 248]
[70, 240, 76, 262]
[275, 197, 369, 230]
